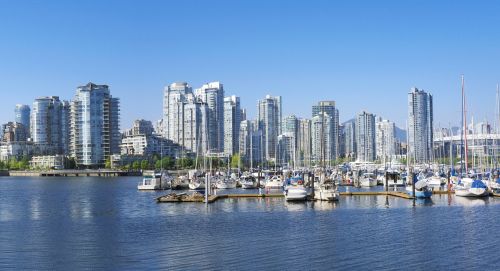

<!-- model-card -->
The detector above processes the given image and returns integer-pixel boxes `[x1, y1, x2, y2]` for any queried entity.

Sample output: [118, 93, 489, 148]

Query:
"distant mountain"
[395, 126, 407, 143]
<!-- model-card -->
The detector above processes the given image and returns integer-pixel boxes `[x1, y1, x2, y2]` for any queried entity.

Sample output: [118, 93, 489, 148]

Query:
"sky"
[1, 0, 500, 129]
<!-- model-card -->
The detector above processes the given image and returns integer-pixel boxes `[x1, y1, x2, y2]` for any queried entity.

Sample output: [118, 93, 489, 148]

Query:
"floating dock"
[156, 190, 458, 203]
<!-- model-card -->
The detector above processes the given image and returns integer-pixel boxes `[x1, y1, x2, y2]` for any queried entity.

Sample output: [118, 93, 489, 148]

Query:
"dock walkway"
[156, 190, 459, 203]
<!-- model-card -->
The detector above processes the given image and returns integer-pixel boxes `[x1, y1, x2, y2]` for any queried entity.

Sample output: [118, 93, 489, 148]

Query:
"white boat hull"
[360, 179, 377, 187]
[314, 189, 339, 201]
[189, 182, 205, 190]
[241, 182, 256, 189]
[285, 187, 308, 201]
[455, 187, 489, 197]
[216, 182, 237, 189]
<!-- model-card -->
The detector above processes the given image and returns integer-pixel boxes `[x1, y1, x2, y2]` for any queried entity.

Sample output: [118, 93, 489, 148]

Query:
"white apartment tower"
[163, 82, 209, 154]
[408, 87, 433, 163]
[195, 82, 225, 153]
[257, 95, 282, 161]
[32, 96, 71, 155]
[356, 111, 376, 162]
[70, 83, 120, 167]
[375, 117, 396, 161]
[223, 95, 241, 156]
[297, 118, 312, 167]
[311, 113, 336, 164]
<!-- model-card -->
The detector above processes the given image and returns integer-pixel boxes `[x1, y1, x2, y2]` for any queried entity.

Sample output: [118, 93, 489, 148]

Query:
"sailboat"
[313, 107, 339, 201]
[454, 76, 489, 197]
[405, 173, 432, 198]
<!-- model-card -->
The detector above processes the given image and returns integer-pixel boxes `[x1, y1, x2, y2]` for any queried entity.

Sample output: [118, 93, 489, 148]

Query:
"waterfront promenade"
[7, 169, 142, 177]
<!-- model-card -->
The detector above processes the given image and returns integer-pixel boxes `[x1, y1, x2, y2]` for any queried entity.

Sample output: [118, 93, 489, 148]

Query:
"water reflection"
[453, 196, 489, 207]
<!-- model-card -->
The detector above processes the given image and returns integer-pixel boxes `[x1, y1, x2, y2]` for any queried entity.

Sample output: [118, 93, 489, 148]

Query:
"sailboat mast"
[463, 76, 469, 173]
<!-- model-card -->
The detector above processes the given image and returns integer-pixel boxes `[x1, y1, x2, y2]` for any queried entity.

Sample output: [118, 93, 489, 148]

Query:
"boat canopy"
[471, 180, 487, 189]
[415, 180, 428, 190]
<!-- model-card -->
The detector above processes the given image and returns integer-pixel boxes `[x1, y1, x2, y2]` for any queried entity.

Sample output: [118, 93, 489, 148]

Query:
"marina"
[2, 176, 500, 270]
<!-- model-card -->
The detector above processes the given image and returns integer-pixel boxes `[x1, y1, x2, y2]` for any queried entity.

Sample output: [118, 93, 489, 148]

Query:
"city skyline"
[1, 1, 500, 128]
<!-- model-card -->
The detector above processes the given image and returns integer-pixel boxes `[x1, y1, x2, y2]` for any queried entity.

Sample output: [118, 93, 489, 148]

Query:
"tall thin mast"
[462, 75, 469, 174]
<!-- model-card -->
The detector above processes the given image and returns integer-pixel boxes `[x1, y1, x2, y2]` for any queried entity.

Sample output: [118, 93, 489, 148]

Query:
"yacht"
[313, 171, 340, 201]
[360, 173, 377, 187]
[265, 175, 283, 189]
[216, 175, 237, 189]
[137, 170, 171, 190]
[383, 171, 405, 187]
[240, 174, 257, 189]
[284, 185, 308, 201]
[454, 178, 489, 197]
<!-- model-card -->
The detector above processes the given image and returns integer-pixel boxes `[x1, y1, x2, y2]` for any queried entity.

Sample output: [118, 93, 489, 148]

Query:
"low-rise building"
[30, 155, 68, 169]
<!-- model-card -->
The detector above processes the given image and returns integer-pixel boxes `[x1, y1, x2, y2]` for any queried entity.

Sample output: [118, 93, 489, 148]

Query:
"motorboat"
[360, 173, 377, 187]
[284, 185, 308, 201]
[313, 171, 339, 201]
[137, 170, 171, 190]
[216, 176, 237, 189]
[383, 171, 404, 187]
[454, 178, 489, 197]
[240, 175, 257, 189]
[265, 175, 283, 189]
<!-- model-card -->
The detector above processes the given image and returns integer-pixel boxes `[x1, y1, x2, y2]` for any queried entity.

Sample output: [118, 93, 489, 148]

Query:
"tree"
[141, 160, 149, 170]
[132, 161, 141, 170]
[105, 157, 112, 169]
[230, 154, 240, 169]
[67, 157, 77, 169]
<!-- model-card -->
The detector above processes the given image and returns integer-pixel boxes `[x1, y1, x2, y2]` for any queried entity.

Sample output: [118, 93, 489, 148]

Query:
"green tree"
[132, 161, 141, 170]
[230, 154, 240, 169]
[105, 157, 112, 169]
[67, 157, 77, 169]
[141, 160, 149, 170]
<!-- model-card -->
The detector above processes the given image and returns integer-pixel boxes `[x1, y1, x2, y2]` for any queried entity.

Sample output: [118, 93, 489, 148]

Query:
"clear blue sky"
[1, 0, 499, 129]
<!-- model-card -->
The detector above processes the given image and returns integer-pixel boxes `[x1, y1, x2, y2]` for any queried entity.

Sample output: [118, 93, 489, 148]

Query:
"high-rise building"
[121, 119, 182, 158]
[297, 118, 312, 167]
[162, 82, 209, 154]
[240, 108, 247, 122]
[223, 95, 241, 156]
[311, 113, 337, 164]
[70, 83, 120, 167]
[257, 95, 282, 161]
[163, 82, 192, 143]
[239, 120, 252, 161]
[375, 117, 396, 161]
[2, 122, 28, 143]
[408, 87, 433, 163]
[124, 119, 154, 137]
[15, 104, 31, 137]
[183, 98, 209, 154]
[312, 101, 338, 119]
[344, 120, 356, 160]
[356, 111, 376, 162]
[282, 115, 298, 140]
[277, 132, 294, 166]
[312, 101, 339, 158]
[195, 82, 225, 152]
[31, 96, 71, 155]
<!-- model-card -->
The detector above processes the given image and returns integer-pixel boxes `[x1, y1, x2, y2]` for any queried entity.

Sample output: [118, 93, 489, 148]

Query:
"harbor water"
[1, 176, 499, 270]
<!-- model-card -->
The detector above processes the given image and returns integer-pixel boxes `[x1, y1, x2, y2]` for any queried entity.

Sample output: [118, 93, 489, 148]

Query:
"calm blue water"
[1, 177, 499, 270]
